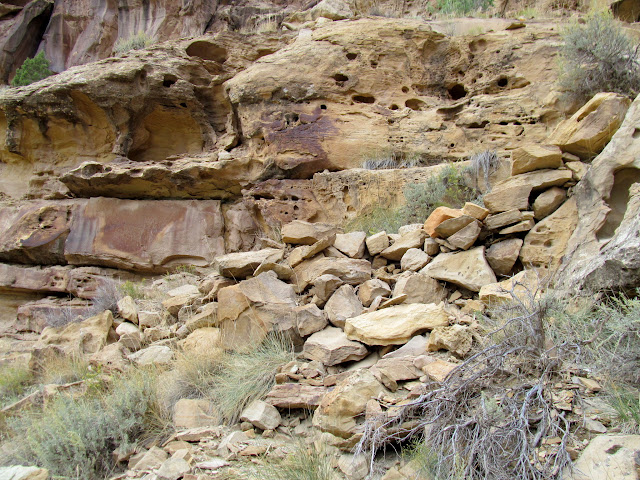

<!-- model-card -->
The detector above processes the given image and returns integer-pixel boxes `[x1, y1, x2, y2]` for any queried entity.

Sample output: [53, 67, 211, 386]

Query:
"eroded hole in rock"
[346, 52, 358, 60]
[333, 73, 349, 82]
[402, 86, 409, 93]
[370, 60, 378, 68]
[390, 104, 399, 110]
[320, 104, 327, 110]
[448, 83, 467, 100]
[353, 94, 375, 104]
[597, 168, 640, 241]
[180, 102, 187, 108]
[405, 98, 426, 111]
[163, 74, 178, 87]
[497, 77, 508, 88]
[633, 128, 640, 139]
[469, 38, 487, 53]
[186, 40, 228, 63]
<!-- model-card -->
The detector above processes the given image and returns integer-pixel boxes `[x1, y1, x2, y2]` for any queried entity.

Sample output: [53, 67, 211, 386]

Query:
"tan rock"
[138, 310, 162, 329]
[478, 269, 540, 307]
[566, 435, 640, 480]
[447, 220, 481, 250]
[310, 274, 344, 302]
[421, 246, 496, 292]
[366, 231, 390, 256]
[130, 446, 168, 471]
[173, 398, 220, 429]
[358, 279, 391, 307]
[38, 310, 113, 355]
[215, 248, 284, 278]
[383, 335, 428, 358]
[490, 169, 573, 201]
[180, 327, 221, 355]
[324, 285, 363, 328]
[0, 466, 49, 480]
[281, 220, 340, 245]
[483, 183, 532, 214]
[288, 235, 335, 268]
[427, 325, 473, 357]
[371, 356, 422, 390]
[565, 161, 588, 180]
[434, 215, 476, 238]
[520, 197, 578, 270]
[462, 202, 489, 221]
[294, 304, 328, 337]
[485, 239, 523, 276]
[511, 144, 563, 175]
[423, 237, 440, 255]
[484, 209, 533, 230]
[90, 342, 129, 372]
[313, 369, 386, 439]
[198, 274, 235, 299]
[400, 248, 430, 271]
[303, 326, 368, 366]
[117, 295, 138, 324]
[218, 272, 298, 350]
[129, 345, 174, 367]
[162, 294, 197, 317]
[392, 272, 446, 304]
[380, 229, 427, 261]
[533, 187, 567, 220]
[167, 285, 200, 297]
[344, 303, 449, 346]
[156, 453, 192, 480]
[265, 384, 328, 409]
[499, 219, 535, 234]
[548, 92, 631, 160]
[254, 262, 294, 281]
[418, 358, 458, 382]
[334, 231, 366, 258]
[182, 302, 218, 334]
[115, 322, 142, 351]
[423, 207, 463, 237]
[293, 257, 371, 292]
[338, 453, 369, 480]
[240, 400, 281, 431]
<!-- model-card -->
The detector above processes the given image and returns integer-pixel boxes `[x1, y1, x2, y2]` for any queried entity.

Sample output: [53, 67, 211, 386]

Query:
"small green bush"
[113, 32, 154, 54]
[0, 364, 34, 407]
[609, 387, 640, 433]
[11, 52, 53, 87]
[252, 443, 339, 480]
[558, 12, 640, 101]
[436, 0, 494, 15]
[119, 280, 144, 299]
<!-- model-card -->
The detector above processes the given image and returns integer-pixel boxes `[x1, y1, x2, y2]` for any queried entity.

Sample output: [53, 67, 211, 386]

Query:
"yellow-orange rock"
[423, 207, 463, 238]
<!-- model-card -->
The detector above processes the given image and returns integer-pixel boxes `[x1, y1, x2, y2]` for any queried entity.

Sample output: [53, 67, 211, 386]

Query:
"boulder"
[380, 229, 428, 261]
[358, 279, 391, 307]
[426, 325, 473, 357]
[483, 183, 532, 214]
[511, 144, 563, 175]
[215, 248, 284, 278]
[484, 210, 534, 230]
[303, 327, 368, 366]
[400, 248, 431, 271]
[167, 285, 200, 297]
[38, 310, 113, 355]
[240, 400, 281, 431]
[565, 434, 640, 480]
[288, 235, 335, 268]
[520, 197, 578, 270]
[173, 398, 220, 429]
[117, 296, 138, 324]
[334, 232, 366, 258]
[424, 207, 463, 237]
[418, 358, 458, 382]
[0, 466, 49, 480]
[281, 221, 340, 245]
[311, 274, 344, 303]
[548, 92, 631, 160]
[447, 220, 481, 250]
[499, 219, 535, 234]
[313, 369, 386, 440]
[479, 270, 540, 307]
[115, 322, 142, 351]
[162, 294, 197, 317]
[421, 246, 496, 292]
[324, 285, 363, 328]
[128, 345, 174, 367]
[344, 303, 449, 346]
[130, 446, 168, 471]
[392, 271, 447, 304]
[182, 302, 218, 333]
[338, 453, 369, 480]
[383, 335, 428, 358]
[366, 231, 389, 256]
[533, 187, 567, 220]
[293, 304, 328, 337]
[434, 215, 476, 238]
[265, 384, 328, 409]
[180, 328, 221, 355]
[423, 237, 440, 255]
[90, 342, 129, 373]
[485, 238, 523, 276]
[199, 274, 235, 299]
[462, 202, 489, 221]
[371, 356, 422, 390]
[218, 272, 298, 349]
[293, 257, 371, 292]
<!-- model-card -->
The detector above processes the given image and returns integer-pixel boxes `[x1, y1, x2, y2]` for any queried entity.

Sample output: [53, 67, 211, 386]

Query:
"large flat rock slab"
[64, 198, 225, 272]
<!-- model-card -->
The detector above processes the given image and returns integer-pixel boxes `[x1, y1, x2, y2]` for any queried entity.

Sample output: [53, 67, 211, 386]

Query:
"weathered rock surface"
[173, 398, 220, 430]
[485, 238, 523, 276]
[533, 187, 567, 220]
[0, 465, 49, 480]
[511, 144, 563, 175]
[215, 248, 284, 278]
[392, 272, 447, 304]
[240, 399, 281, 431]
[37, 309, 112, 355]
[303, 326, 368, 366]
[344, 303, 449, 346]
[324, 284, 363, 328]
[421, 246, 496, 292]
[293, 256, 371, 292]
[565, 434, 640, 480]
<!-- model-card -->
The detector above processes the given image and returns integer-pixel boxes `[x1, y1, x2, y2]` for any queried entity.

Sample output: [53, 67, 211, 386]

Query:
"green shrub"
[0, 364, 34, 407]
[608, 387, 640, 433]
[5, 368, 167, 479]
[436, 0, 494, 15]
[11, 52, 53, 87]
[113, 32, 154, 54]
[344, 204, 406, 235]
[558, 12, 640, 101]
[209, 333, 294, 423]
[251, 442, 339, 480]
[119, 280, 144, 299]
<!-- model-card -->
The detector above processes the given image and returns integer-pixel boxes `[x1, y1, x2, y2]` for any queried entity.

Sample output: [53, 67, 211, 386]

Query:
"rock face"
[421, 247, 496, 292]
[559, 94, 640, 291]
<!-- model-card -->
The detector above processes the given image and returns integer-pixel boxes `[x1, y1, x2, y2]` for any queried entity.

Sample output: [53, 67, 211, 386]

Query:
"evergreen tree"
[11, 51, 53, 87]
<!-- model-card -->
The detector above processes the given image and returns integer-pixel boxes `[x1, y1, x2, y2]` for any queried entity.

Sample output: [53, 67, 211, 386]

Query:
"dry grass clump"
[113, 31, 154, 54]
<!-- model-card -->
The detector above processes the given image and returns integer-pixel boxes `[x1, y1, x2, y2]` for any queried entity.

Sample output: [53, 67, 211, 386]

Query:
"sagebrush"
[437, 0, 494, 15]
[114, 32, 154, 54]
[557, 12, 640, 101]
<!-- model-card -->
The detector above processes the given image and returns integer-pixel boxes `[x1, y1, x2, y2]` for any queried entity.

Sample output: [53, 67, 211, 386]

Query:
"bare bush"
[355, 283, 575, 480]
[558, 12, 640, 101]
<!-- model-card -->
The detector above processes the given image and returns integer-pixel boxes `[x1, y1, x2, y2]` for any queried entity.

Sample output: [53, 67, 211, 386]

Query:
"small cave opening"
[402, 86, 409, 93]
[497, 76, 508, 88]
[353, 94, 375, 104]
[163, 74, 178, 87]
[186, 41, 228, 63]
[320, 104, 327, 110]
[390, 104, 399, 110]
[346, 52, 358, 60]
[405, 98, 426, 111]
[448, 83, 467, 100]
[333, 73, 349, 82]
